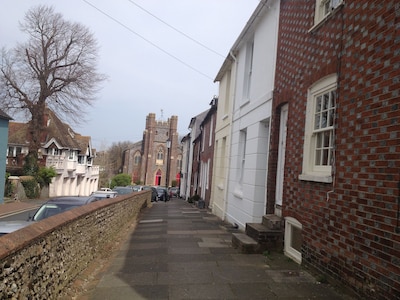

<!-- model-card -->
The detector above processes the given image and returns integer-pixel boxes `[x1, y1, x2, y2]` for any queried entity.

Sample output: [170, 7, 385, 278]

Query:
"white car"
[0, 220, 31, 236]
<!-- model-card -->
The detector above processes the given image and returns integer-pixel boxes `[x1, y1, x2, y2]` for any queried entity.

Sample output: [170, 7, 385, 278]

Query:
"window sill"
[299, 173, 332, 183]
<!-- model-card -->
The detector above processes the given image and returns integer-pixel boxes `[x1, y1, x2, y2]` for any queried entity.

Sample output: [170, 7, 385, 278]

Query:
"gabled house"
[268, 0, 399, 298]
[7, 109, 99, 197]
[212, 0, 280, 227]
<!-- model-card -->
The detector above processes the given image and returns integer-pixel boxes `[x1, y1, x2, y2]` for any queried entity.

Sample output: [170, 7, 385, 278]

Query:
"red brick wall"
[270, 0, 400, 298]
[198, 108, 217, 207]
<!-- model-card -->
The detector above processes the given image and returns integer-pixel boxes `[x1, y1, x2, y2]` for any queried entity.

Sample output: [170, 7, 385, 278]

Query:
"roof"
[189, 109, 209, 142]
[0, 109, 12, 121]
[8, 122, 29, 145]
[8, 108, 91, 153]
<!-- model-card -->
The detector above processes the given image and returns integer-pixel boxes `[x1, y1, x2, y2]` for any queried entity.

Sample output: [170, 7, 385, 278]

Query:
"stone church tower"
[125, 113, 181, 187]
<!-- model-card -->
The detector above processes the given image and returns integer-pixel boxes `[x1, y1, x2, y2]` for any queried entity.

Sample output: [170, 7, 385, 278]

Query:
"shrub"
[20, 176, 40, 199]
[110, 173, 132, 188]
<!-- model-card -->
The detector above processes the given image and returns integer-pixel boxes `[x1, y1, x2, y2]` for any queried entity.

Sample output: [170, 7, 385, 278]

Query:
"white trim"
[284, 217, 302, 264]
[300, 74, 337, 182]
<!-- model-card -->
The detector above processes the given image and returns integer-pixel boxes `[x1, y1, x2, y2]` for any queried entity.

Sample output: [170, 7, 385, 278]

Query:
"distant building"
[123, 113, 182, 187]
[7, 109, 99, 197]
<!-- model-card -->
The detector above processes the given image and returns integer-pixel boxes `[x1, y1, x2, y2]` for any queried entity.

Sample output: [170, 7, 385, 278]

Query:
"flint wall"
[0, 191, 151, 299]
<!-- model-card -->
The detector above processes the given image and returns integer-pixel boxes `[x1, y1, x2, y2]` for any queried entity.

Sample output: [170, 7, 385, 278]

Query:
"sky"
[0, 0, 259, 150]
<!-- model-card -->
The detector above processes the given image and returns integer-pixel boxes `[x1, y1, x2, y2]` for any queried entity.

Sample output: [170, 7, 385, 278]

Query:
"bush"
[20, 176, 40, 199]
[37, 166, 57, 187]
[110, 173, 132, 188]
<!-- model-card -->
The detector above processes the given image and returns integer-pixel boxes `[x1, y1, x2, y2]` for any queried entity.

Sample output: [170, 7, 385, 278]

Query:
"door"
[275, 104, 288, 216]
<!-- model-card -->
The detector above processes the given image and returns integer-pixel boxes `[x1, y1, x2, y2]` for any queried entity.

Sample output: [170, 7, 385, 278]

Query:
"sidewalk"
[81, 199, 356, 300]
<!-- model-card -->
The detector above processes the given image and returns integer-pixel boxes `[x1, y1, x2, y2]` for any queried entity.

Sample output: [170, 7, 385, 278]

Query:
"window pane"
[322, 149, 329, 165]
[291, 226, 302, 252]
[321, 111, 328, 128]
[323, 93, 330, 110]
[323, 131, 331, 147]
[315, 149, 321, 165]
[316, 132, 322, 148]
[316, 96, 322, 113]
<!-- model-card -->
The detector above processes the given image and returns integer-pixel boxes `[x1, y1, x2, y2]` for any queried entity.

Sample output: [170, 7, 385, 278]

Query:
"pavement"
[0, 198, 357, 299]
[78, 198, 357, 300]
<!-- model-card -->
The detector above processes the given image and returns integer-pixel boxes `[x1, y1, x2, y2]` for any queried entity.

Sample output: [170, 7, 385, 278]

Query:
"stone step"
[232, 233, 259, 254]
[246, 223, 284, 251]
[262, 214, 284, 230]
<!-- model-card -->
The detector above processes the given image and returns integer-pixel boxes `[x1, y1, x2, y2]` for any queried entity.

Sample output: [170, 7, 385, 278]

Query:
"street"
[0, 208, 37, 221]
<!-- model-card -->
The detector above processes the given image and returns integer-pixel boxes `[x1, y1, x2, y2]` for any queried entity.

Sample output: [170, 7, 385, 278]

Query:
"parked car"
[30, 196, 98, 221]
[129, 185, 144, 192]
[143, 186, 158, 202]
[0, 220, 31, 236]
[0, 196, 99, 236]
[112, 186, 134, 195]
[155, 187, 170, 202]
[169, 187, 180, 198]
[90, 189, 118, 200]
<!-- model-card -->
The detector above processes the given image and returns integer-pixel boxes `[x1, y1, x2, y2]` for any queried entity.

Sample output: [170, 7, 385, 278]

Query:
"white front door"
[275, 104, 288, 216]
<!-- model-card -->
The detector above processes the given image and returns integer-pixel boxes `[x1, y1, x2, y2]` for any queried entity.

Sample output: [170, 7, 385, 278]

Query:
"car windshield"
[32, 204, 81, 221]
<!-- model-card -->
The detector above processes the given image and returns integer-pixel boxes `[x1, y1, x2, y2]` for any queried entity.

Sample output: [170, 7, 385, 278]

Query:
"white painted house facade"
[7, 109, 99, 198]
[212, 0, 280, 229]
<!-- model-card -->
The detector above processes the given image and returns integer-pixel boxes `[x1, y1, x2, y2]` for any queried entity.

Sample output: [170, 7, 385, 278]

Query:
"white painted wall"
[222, 0, 280, 229]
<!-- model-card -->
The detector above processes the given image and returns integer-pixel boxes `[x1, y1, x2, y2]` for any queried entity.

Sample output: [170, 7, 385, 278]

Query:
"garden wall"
[0, 191, 151, 299]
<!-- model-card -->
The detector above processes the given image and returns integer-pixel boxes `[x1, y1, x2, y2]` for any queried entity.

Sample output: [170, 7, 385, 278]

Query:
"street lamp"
[165, 138, 171, 187]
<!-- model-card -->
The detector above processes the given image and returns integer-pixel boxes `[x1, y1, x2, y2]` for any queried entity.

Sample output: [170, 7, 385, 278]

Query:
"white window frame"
[313, 0, 344, 28]
[299, 74, 337, 183]
[243, 39, 254, 101]
[284, 217, 302, 264]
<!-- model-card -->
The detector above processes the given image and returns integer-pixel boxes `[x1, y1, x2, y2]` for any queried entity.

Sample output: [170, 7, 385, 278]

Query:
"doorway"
[275, 104, 288, 216]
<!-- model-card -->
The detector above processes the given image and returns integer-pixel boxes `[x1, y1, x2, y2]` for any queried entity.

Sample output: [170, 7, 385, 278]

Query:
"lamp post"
[165, 138, 171, 187]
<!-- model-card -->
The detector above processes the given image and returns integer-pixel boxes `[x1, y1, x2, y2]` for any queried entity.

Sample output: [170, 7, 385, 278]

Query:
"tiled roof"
[8, 122, 29, 145]
[8, 108, 91, 153]
[0, 109, 12, 120]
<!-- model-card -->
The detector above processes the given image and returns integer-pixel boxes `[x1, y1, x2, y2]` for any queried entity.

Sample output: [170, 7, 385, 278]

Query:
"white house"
[212, 0, 280, 228]
[7, 109, 99, 197]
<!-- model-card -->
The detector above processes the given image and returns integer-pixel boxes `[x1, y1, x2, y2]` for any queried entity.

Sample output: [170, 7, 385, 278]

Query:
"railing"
[45, 156, 65, 170]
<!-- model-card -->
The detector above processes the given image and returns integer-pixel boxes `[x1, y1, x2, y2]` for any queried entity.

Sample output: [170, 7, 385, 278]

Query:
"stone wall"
[0, 191, 151, 299]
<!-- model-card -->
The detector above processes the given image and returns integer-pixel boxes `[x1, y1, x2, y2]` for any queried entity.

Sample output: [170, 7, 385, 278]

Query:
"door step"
[232, 214, 284, 254]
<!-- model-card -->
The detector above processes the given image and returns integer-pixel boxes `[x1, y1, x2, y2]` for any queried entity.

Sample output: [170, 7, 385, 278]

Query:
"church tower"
[141, 113, 181, 186]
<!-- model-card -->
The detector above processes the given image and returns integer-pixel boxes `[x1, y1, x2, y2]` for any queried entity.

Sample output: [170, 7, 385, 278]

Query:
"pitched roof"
[43, 109, 80, 149]
[8, 122, 29, 145]
[0, 109, 12, 121]
[8, 109, 91, 153]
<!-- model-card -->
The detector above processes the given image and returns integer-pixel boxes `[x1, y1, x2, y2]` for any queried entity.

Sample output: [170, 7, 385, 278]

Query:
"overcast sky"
[0, 0, 259, 150]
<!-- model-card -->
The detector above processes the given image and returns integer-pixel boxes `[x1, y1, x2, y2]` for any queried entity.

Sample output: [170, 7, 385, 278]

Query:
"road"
[0, 208, 38, 221]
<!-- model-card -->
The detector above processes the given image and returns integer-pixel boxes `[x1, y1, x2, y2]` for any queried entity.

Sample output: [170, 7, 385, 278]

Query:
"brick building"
[268, 0, 399, 298]
[192, 98, 217, 208]
[124, 113, 182, 187]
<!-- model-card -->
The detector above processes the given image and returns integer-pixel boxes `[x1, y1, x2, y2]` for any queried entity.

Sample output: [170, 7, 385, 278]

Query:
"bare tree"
[0, 5, 106, 158]
[108, 141, 135, 175]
